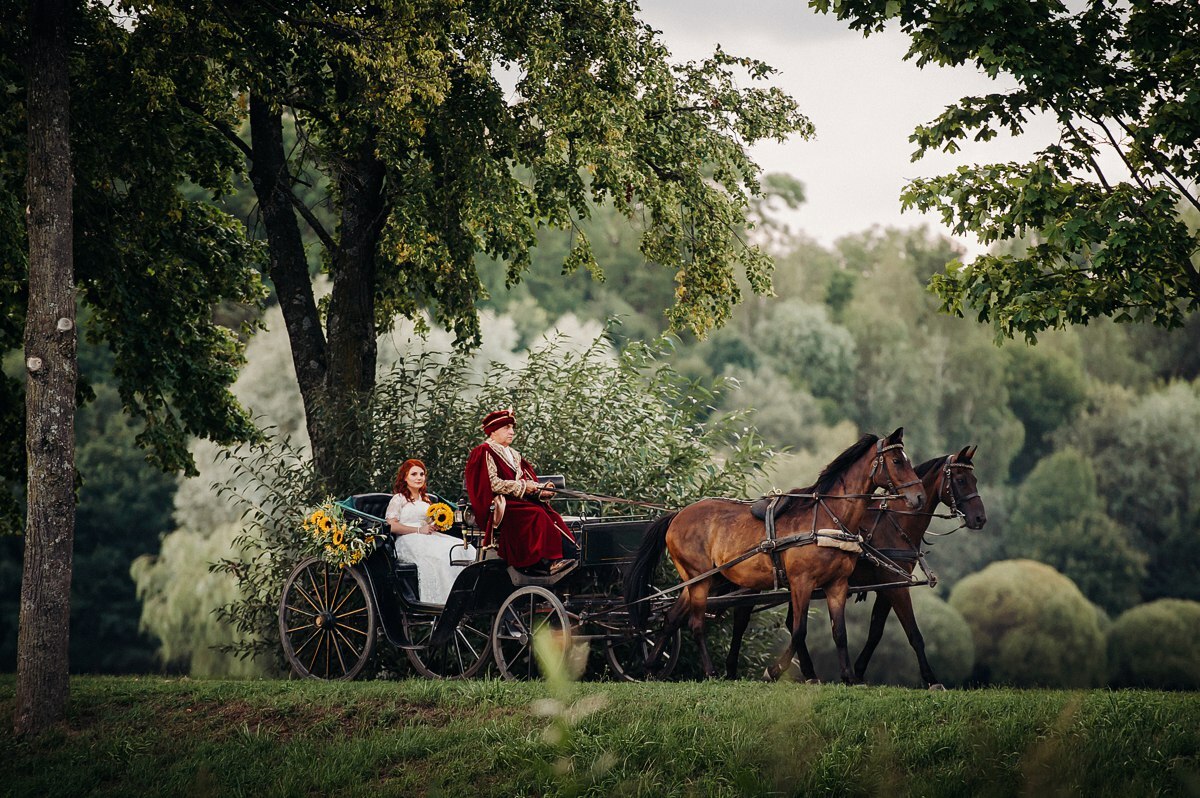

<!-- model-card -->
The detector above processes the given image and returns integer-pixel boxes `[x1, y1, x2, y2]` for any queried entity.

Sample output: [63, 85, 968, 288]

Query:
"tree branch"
[180, 99, 337, 252]
[1112, 117, 1200, 215]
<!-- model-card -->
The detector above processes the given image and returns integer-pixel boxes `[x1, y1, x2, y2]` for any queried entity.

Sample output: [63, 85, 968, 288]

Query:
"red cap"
[482, 408, 515, 435]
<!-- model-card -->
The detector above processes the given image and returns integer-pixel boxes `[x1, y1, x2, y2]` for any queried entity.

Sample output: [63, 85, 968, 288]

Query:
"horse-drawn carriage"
[277, 479, 683, 681]
[278, 430, 987, 685]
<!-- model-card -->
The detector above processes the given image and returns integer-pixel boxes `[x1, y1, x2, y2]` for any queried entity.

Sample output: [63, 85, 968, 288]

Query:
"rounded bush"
[805, 588, 975, 687]
[948, 559, 1105, 687]
[1107, 599, 1200, 690]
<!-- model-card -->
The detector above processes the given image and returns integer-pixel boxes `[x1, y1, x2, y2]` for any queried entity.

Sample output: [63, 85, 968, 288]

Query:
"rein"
[549, 487, 670, 511]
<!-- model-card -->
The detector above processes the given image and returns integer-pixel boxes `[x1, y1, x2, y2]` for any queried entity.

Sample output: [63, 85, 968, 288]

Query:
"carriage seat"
[343, 492, 392, 523]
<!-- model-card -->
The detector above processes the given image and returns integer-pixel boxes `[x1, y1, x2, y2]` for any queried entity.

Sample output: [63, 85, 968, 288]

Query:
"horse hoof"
[761, 667, 776, 682]
[928, 683, 947, 692]
[804, 678, 821, 685]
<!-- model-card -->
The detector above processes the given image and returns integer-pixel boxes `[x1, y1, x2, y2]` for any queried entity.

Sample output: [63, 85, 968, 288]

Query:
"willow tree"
[136, 0, 811, 493]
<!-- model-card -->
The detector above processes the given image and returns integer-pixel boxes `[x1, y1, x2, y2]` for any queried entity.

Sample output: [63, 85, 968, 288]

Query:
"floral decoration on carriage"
[301, 498, 381, 568]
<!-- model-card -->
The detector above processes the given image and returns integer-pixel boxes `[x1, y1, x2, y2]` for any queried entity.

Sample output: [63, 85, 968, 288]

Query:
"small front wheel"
[604, 627, 681, 682]
[492, 586, 574, 680]
[403, 605, 493, 679]
[278, 557, 377, 680]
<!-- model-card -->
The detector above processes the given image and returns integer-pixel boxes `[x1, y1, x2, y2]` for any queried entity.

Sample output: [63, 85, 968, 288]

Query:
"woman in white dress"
[385, 458, 475, 605]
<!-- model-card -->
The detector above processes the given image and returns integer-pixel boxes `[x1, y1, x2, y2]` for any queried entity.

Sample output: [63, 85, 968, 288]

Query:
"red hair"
[392, 459, 430, 502]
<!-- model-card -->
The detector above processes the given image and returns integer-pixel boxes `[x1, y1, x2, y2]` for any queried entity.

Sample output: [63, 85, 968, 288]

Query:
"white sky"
[638, 0, 1061, 257]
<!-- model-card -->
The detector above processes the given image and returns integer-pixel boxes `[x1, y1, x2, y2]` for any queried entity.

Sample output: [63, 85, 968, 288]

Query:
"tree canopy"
[814, 0, 1200, 341]
[111, 0, 812, 491]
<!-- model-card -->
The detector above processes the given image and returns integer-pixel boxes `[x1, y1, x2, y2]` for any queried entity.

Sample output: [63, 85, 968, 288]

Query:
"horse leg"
[645, 593, 689, 670]
[684, 581, 718, 679]
[853, 592, 893, 683]
[824, 580, 854, 685]
[890, 588, 942, 689]
[725, 605, 752, 680]
[768, 586, 816, 682]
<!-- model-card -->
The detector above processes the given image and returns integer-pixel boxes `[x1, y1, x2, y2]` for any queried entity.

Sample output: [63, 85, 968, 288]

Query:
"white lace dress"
[385, 494, 475, 605]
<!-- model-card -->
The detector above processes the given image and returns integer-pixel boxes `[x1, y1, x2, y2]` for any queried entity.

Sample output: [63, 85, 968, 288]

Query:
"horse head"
[943, 445, 986, 529]
[870, 427, 925, 510]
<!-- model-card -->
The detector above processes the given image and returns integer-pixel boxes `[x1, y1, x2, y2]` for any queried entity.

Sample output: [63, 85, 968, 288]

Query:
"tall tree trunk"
[246, 93, 332, 473]
[321, 143, 385, 492]
[246, 86, 384, 493]
[16, 0, 76, 736]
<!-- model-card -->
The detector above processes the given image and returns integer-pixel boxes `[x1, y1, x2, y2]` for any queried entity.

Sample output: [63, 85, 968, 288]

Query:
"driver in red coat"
[464, 408, 576, 575]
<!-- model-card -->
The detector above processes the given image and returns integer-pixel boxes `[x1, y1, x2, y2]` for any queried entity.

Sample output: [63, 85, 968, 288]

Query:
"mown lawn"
[2, 675, 1199, 797]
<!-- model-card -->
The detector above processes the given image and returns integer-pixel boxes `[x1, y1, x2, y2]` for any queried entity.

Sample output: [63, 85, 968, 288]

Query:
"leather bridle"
[868, 439, 922, 497]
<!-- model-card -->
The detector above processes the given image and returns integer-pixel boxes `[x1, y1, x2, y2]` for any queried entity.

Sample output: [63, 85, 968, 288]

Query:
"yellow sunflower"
[427, 502, 454, 532]
[332, 528, 345, 547]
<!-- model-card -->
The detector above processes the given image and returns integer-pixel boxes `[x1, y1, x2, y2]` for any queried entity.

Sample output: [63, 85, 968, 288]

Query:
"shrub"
[1107, 599, 1200, 690]
[804, 588, 975, 687]
[949, 559, 1105, 687]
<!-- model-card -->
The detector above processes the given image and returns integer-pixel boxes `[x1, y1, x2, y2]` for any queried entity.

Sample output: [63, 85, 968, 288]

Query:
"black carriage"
[277, 482, 683, 681]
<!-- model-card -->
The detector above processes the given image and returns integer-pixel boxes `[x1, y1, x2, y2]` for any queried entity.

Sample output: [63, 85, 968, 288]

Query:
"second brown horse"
[625, 429, 925, 682]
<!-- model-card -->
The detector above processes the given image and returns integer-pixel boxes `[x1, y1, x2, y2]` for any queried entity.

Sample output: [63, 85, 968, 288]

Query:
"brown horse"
[624, 429, 925, 682]
[851, 446, 986, 688]
[723, 446, 987, 685]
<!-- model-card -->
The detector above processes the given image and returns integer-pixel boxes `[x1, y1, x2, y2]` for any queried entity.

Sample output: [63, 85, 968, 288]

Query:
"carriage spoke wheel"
[492, 586, 574, 681]
[403, 606, 493, 679]
[278, 556, 377, 680]
[604, 627, 682, 682]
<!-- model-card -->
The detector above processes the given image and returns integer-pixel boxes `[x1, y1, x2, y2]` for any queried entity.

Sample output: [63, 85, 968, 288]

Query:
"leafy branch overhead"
[813, 0, 1200, 340]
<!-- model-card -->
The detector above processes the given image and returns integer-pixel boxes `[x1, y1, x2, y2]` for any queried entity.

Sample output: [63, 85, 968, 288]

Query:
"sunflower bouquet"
[301, 498, 380, 568]
[426, 502, 455, 532]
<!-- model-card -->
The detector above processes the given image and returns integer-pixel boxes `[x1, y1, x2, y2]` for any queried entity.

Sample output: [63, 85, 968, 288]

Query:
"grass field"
[3, 675, 1199, 797]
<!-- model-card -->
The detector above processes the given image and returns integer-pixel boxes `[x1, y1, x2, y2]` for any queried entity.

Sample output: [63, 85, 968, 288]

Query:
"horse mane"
[915, 455, 949, 479]
[781, 433, 882, 512]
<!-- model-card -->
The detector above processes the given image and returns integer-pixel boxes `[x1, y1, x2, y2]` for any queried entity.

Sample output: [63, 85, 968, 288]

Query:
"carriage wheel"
[604, 627, 682, 682]
[278, 556, 377, 680]
[492, 586, 574, 681]
[403, 606, 493, 679]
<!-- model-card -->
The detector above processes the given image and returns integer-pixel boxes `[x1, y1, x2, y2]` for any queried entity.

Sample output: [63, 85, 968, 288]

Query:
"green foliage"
[753, 299, 858, 411]
[1108, 600, 1200, 690]
[806, 589, 975, 688]
[1003, 346, 1087, 480]
[949, 559, 1106, 687]
[815, 0, 1200, 341]
[1004, 449, 1146, 614]
[0, 1, 269, 519]
[1008, 448, 1103, 530]
[1075, 381, 1200, 601]
[208, 331, 774, 668]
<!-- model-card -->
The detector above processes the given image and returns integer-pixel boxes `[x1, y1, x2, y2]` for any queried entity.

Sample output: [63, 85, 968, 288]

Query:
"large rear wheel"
[279, 557, 377, 680]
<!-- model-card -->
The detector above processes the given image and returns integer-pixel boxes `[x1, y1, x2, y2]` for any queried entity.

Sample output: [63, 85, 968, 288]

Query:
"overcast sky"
[638, 1, 1057, 256]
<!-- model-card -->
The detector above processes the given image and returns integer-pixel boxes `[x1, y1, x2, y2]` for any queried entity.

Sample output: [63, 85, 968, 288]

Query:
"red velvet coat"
[464, 443, 573, 568]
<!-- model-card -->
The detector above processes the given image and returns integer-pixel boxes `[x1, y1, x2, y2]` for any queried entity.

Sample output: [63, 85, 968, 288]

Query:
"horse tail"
[624, 512, 677, 628]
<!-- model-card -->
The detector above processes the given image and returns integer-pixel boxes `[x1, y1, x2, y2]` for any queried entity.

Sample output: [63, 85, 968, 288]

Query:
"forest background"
[4, 173, 1199, 686]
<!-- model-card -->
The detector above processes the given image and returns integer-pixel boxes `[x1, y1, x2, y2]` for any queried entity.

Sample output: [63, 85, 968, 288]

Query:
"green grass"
[3, 676, 1199, 797]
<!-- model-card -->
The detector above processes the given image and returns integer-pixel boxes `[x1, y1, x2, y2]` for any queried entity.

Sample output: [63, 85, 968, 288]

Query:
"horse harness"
[858, 458, 978, 588]
[756, 439, 917, 590]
